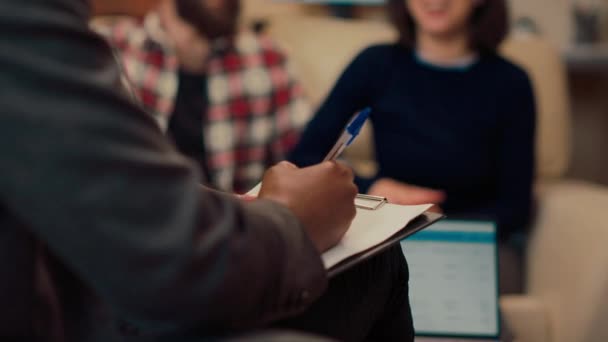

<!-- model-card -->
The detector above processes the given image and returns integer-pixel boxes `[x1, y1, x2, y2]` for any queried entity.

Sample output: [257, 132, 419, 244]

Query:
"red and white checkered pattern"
[96, 14, 311, 193]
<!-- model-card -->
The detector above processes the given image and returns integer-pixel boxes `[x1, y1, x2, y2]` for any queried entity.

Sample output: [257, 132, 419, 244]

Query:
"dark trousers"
[274, 245, 414, 342]
[499, 233, 528, 295]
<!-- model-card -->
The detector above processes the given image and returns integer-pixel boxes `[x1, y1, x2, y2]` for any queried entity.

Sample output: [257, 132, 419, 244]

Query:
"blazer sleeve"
[0, 4, 326, 334]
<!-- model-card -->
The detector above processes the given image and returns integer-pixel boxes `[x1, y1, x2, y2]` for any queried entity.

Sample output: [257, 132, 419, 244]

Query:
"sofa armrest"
[500, 295, 550, 342]
[526, 180, 608, 342]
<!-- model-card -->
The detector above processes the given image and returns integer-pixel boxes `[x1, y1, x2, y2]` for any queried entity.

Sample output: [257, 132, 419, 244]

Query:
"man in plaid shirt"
[96, 0, 310, 194]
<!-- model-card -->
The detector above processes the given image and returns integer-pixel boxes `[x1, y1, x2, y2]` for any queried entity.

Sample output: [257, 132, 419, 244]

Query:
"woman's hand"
[368, 178, 446, 211]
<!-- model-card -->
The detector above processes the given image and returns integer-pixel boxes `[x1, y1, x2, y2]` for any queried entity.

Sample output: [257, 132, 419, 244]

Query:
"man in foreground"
[0, 0, 414, 341]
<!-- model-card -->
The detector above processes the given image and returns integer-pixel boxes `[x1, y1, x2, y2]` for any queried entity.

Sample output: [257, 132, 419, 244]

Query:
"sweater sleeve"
[289, 46, 386, 188]
[463, 70, 536, 240]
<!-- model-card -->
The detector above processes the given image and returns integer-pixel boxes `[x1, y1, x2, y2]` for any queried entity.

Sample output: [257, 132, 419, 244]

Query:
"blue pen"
[245, 107, 371, 196]
[323, 107, 372, 162]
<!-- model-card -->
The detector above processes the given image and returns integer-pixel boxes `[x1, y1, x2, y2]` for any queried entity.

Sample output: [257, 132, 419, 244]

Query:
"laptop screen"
[400, 220, 499, 338]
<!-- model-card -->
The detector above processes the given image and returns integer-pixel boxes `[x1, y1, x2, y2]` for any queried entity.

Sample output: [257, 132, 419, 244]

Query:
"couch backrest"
[267, 16, 397, 107]
[267, 15, 572, 181]
[500, 34, 571, 180]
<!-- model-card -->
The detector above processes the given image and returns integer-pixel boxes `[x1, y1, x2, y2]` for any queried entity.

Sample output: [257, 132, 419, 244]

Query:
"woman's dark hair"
[387, 0, 509, 53]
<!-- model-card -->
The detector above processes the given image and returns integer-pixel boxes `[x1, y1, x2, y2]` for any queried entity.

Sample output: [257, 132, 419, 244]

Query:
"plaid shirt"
[95, 14, 311, 193]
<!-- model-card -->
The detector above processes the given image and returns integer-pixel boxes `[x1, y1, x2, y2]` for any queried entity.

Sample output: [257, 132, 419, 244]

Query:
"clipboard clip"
[355, 194, 387, 210]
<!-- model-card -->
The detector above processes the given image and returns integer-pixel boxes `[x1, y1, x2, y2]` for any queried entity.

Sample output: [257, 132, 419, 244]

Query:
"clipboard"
[247, 183, 444, 277]
[327, 211, 445, 277]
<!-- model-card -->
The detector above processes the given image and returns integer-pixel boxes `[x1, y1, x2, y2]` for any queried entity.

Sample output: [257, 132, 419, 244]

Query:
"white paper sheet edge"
[322, 203, 432, 269]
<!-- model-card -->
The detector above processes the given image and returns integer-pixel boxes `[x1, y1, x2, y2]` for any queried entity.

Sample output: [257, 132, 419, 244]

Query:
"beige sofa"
[264, 14, 608, 342]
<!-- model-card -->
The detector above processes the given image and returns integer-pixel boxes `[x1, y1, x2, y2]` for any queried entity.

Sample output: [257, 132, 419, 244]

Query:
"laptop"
[400, 220, 500, 342]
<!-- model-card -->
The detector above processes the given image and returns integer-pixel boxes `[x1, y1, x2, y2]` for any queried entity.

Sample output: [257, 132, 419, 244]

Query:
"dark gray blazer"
[0, 0, 326, 341]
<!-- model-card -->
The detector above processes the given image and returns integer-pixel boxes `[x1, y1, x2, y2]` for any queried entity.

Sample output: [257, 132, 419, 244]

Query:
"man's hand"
[259, 161, 358, 253]
[368, 178, 446, 211]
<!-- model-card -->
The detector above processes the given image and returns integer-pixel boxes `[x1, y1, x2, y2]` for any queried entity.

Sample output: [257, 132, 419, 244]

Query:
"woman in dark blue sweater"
[291, 0, 536, 292]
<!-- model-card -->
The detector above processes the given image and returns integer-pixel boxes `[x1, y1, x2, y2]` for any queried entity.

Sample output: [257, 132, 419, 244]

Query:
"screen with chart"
[401, 220, 499, 338]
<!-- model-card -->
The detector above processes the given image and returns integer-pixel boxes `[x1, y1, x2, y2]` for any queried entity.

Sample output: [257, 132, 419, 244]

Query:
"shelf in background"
[563, 44, 608, 72]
